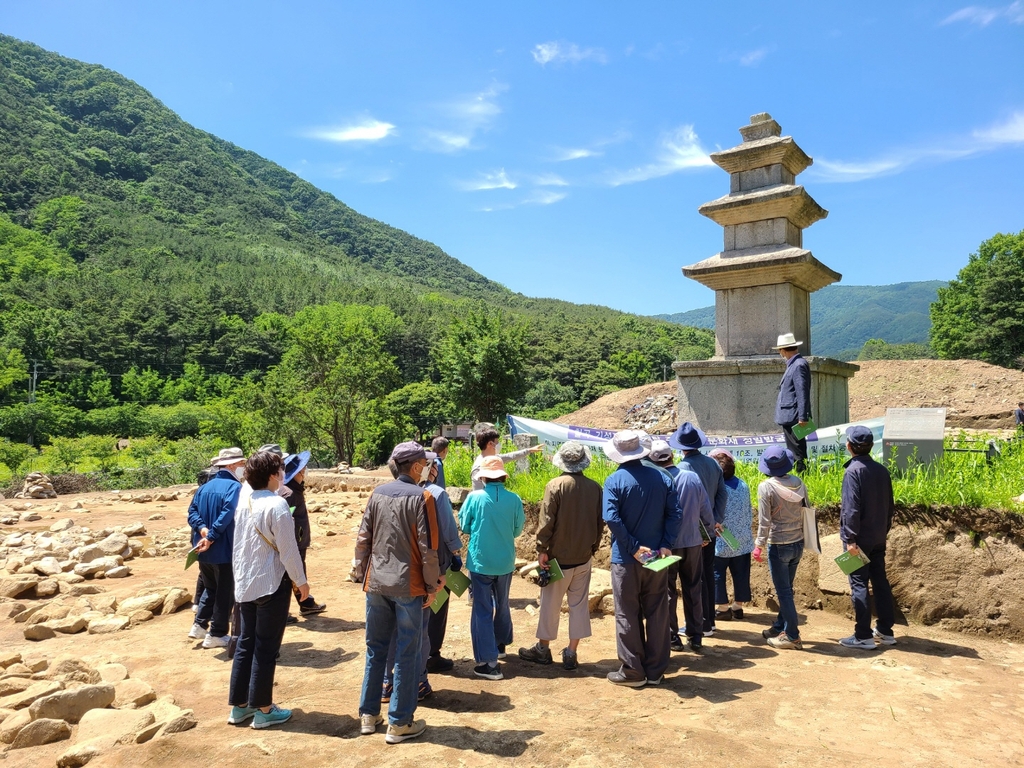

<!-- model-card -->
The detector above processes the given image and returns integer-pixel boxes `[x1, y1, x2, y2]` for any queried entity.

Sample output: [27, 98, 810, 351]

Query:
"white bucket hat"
[604, 430, 651, 464]
[552, 441, 591, 473]
[771, 332, 804, 349]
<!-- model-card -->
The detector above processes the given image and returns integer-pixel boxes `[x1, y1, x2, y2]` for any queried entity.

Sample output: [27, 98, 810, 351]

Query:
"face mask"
[419, 463, 431, 483]
[233, 466, 245, 481]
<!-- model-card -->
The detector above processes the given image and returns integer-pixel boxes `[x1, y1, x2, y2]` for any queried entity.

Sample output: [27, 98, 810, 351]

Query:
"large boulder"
[96, 533, 129, 557]
[33, 556, 64, 576]
[58, 707, 155, 766]
[162, 587, 192, 615]
[113, 678, 155, 709]
[587, 567, 613, 612]
[46, 657, 101, 685]
[0, 574, 40, 599]
[0, 709, 32, 744]
[87, 616, 129, 634]
[29, 684, 115, 723]
[0, 680, 63, 711]
[96, 663, 128, 684]
[9, 717, 72, 749]
[116, 593, 165, 616]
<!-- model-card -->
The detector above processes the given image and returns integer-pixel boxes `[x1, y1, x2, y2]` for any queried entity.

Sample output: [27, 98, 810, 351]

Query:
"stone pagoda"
[672, 113, 858, 435]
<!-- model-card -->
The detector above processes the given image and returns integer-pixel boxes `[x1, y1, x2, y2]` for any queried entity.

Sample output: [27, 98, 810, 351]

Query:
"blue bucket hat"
[669, 422, 707, 451]
[846, 425, 874, 449]
[759, 445, 795, 477]
[284, 450, 311, 484]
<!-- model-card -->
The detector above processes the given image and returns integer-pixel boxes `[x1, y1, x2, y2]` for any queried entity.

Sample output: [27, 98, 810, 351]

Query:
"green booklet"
[643, 554, 681, 572]
[792, 420, 817, 440]
[835, 550, 871, 575]
[185, 546, 200, 570]
[546, 559, 565, 584]
[429, 585, 449, 614]
[718, 526, 741, 550]
[444, 568, 471, 597]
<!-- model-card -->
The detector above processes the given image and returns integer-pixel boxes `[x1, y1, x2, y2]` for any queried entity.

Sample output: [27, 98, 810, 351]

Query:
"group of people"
[186, 443, 326, 730]
[349, 413, 898, 743]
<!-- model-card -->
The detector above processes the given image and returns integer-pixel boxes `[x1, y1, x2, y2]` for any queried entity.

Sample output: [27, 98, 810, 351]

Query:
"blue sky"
[3, 2, 1023, 315]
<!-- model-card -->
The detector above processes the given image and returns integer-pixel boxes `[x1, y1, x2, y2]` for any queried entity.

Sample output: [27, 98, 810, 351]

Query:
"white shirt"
[232, 489, 306, 602]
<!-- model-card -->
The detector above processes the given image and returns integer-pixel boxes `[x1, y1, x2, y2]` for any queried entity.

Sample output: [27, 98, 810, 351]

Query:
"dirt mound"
[556, 359, 1024, 432]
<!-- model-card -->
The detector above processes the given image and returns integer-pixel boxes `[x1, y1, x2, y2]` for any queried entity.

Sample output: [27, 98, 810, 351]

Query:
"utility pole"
[27, 360, 39, 446]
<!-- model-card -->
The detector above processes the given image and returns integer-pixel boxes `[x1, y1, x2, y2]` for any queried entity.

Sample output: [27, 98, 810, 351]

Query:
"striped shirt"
[233, 489, 307, 603]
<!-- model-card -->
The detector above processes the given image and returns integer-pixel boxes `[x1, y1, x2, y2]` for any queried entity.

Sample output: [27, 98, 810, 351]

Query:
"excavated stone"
[0, 680, 63, 711]
[33, 556, 63, 576]
[29, 683, 115, 723]
[47, 657, 101, 685]
[0, 709, 32, 744]
[24, 623, 56, 641]
[116, 593, 164, 616]
[113, 678, 155, 709]
[87, 616, 129, 634]
[155, 708, 197, 737]
[9, 717, 72, 749]
[36, 578, 60, 597]
[96, 663, 128, 684]
[0, 574, 39, 598]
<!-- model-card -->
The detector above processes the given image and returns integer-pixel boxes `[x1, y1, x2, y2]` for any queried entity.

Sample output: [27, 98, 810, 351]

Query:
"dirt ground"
[3, 485, 1024, 768]
[557, 358, 1024, 432]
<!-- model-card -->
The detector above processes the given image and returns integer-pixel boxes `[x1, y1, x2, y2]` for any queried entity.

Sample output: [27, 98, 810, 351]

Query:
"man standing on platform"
[838, 426, 897, 650]
[602, 430, 681, 687]
[773, 332, 812, 472]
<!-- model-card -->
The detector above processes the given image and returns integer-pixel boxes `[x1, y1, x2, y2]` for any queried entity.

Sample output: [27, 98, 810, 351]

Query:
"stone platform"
[672, 356, 859, 435]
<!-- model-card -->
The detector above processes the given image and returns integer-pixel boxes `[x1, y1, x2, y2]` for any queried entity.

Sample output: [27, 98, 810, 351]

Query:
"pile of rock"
[623, 394, 677, 434]
[14, 472, 58, 500]
[9, 582, 192, 641]
[0, 652, 196, 763]
[0, 520, 155, 603]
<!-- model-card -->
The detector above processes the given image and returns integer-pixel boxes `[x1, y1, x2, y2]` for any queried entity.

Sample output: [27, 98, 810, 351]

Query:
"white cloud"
[533, 173, 569, 187]
[305, 119, 395, 142]
[739, 47, 772, 66]
[459, 169, 517, 191]
[941, 1, 1024, 25]
[607, 125, 714, 186]
[421, 83, 506, 153]
[532, 41, 608, 65]
[554, 147, 601, 161]
[524, 190, 567, 205]
[814, 111, 1024, 182]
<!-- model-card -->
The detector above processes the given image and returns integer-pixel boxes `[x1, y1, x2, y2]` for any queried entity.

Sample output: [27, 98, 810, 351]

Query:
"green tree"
[267, 304, 402, 463]
[121, 366, 164, 403]
[433, 308, 528, 422]
[384, 381, 453, 440]
[931, 230, 1024, 367]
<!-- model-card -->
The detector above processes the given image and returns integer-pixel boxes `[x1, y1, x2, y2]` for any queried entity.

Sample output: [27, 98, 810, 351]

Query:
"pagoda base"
[671, 357, 859, 435]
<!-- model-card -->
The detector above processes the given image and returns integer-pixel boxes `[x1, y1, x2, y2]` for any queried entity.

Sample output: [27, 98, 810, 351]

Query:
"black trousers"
[229, 575, 291, 709]
[196, 561, 234, 638]
[782, 423, 808, 470]
[667, 545, 704, 642]
[291, 548, 315, 608]
[700, 543, 716, 632]
[427, 587, 451, 658]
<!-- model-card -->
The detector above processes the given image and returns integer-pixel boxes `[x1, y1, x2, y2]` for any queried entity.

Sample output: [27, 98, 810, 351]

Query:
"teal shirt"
[459, 483, 525, 576]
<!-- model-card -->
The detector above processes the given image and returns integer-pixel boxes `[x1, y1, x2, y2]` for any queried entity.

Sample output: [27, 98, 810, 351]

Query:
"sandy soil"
[3, 487, 1024, 768]
[557, 359, 1024, 432]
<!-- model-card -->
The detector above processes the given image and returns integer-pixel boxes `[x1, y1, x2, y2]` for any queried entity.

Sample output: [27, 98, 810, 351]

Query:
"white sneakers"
[873, 628, 898, 645]
[839, 634, 878, 650]
[202, 633, 231, 649]
[187, 623, 206, 640]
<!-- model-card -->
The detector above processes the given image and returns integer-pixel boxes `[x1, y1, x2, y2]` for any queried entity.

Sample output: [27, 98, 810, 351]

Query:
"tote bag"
[769, 478, 821, 555]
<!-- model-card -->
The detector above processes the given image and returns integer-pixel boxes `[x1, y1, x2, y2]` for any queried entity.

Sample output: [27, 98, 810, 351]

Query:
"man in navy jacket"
[188, 447, 245, 648]
[838, 426, 896, 650]
[773, 333, 812, 472]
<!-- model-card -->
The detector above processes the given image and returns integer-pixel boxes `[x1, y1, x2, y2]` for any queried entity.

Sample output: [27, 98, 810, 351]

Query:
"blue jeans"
[713, 553, 752, 604]
[469, 571, 513, 665]
[359, 593, 424, 726]
[767, 541, 804, 640]
[385, 604, 430, 686]
[848, 545, 895, 640]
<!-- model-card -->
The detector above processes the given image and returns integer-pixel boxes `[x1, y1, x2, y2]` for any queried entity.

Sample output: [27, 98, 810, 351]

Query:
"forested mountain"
[0, 35, 712, 465]
[655, 281, 945, 360]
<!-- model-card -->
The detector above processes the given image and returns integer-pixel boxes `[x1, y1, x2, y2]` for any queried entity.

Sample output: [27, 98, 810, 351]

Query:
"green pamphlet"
[444, 568, 471, 597]
[834, 550, 871, 575]
[643, 554, 681, 572]
[792, 420, 817, 440]
[289, 506, 296, 516]
[719, 526, 741, 550]
[699, 521, 712, 544]
[546, 559, 565, 584]
[429, 586, 449, 613]
[185, 546, 199, 570]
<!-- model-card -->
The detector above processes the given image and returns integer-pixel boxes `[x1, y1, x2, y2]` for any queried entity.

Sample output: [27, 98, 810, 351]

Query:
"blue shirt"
[187, 469, 241, 564]
[671, 465, 713, 549]
[459, 482, 525, 576]
[434, 457, 446, 489]
[602, 460, 682, 564]
[681, 452, 727, 525]
[424, 481, 459, 571]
